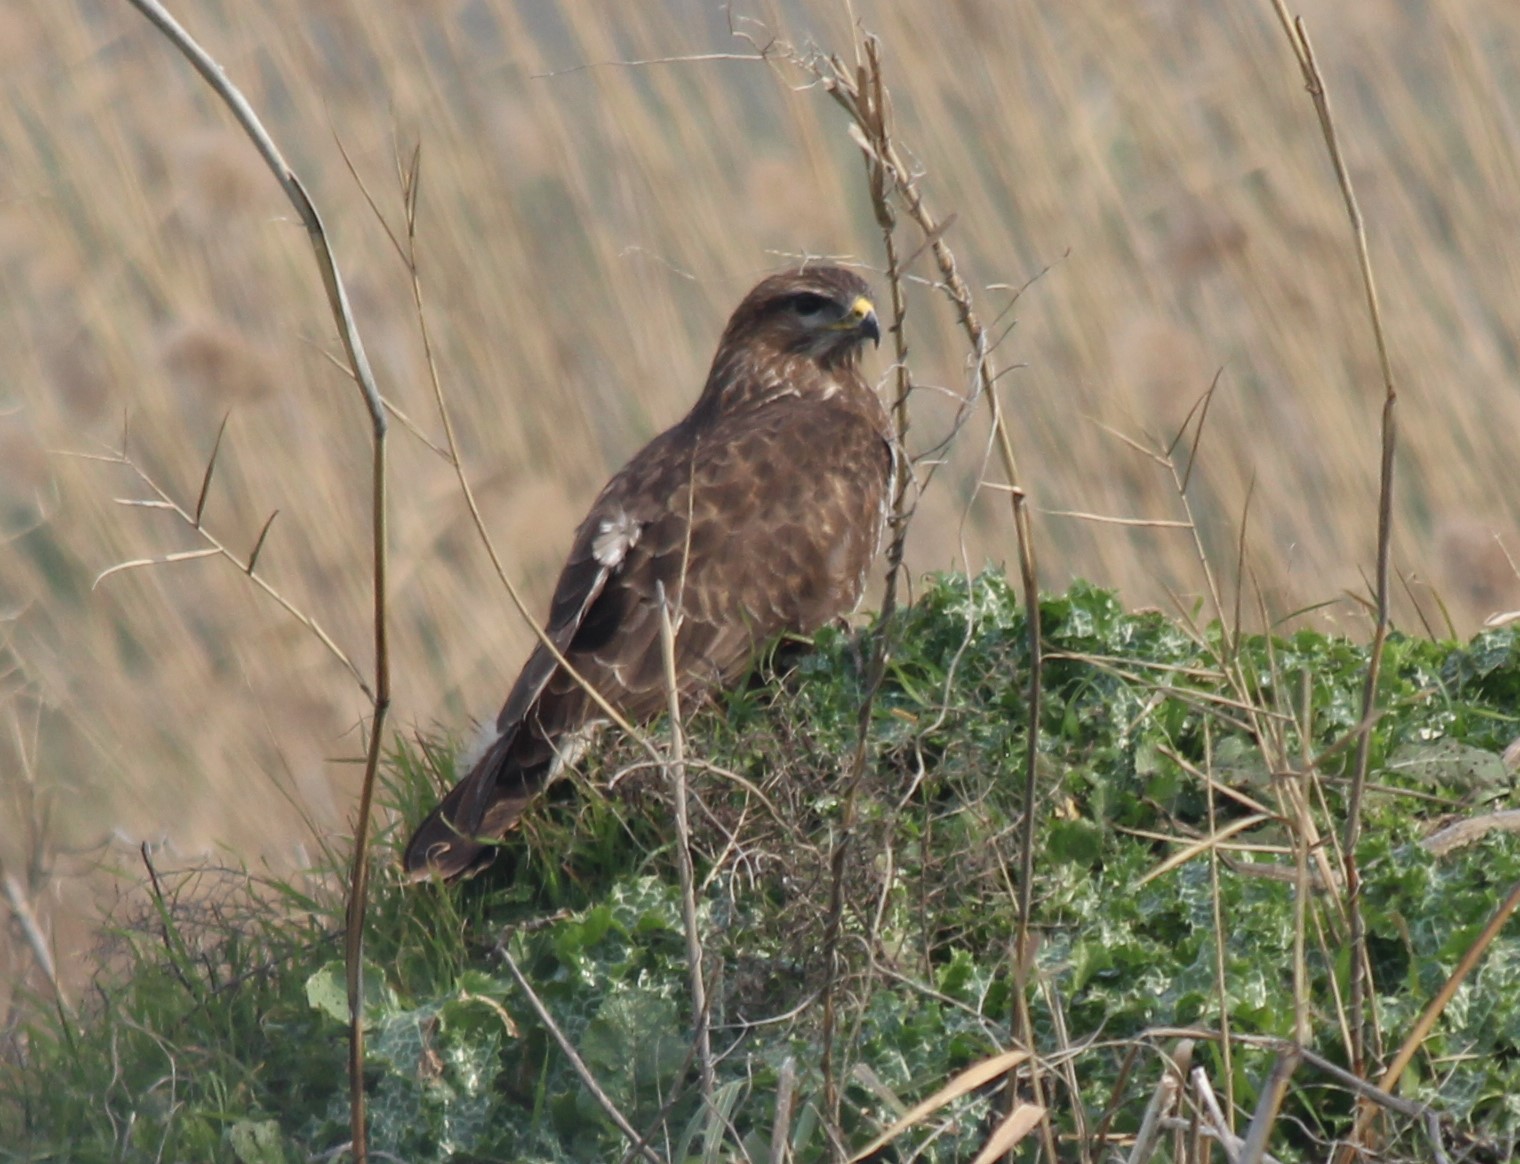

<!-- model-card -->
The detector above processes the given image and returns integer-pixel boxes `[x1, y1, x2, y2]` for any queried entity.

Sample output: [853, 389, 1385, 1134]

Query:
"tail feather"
[402, 729, 552, 881]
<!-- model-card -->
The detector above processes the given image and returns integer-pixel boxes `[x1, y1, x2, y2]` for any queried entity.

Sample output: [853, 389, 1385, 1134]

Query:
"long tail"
[401, 727, 556, 881]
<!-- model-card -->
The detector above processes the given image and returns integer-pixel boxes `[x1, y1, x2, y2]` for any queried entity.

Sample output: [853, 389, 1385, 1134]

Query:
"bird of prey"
[404, 265, 892, 880]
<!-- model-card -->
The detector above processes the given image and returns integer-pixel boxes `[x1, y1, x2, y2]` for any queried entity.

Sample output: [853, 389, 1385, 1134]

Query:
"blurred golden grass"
[2, 0, 1518, 986]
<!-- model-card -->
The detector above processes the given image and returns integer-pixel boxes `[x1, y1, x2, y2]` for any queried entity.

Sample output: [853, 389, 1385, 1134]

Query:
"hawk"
[404, 265, 891, 880]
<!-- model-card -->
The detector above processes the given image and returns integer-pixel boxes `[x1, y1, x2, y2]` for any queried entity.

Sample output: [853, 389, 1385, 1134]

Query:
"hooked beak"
[843, 295, 881, 348]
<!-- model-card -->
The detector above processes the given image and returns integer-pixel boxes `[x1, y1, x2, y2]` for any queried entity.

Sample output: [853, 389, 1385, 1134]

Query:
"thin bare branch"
[1237, 1048, 1299, 1164]
[656, 582, 714, 1104]
[93, 453, 365, 696]
[495, 941, 664, 1164]
[795, 35, 1051, 1159]
[1038, 509, 1192, 529]
[0, 868, 64, 1009]
[1342, 877, 1520, 1151]
[122, 3, 392, 1157]
[1268, 0, 1399, 1080]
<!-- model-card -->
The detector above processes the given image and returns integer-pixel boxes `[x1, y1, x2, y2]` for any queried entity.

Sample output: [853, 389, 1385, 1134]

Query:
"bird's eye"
[789, 292, 833, 317]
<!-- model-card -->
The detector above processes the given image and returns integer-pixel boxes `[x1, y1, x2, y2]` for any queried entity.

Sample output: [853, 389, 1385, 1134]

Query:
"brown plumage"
[404, 265, 892, 880]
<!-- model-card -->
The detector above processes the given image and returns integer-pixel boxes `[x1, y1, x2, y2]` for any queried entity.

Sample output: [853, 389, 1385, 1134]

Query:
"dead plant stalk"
[1268, 0, 1400, 1084]
[122, 2, 390, 1158]
[805, 33, 914, 1132]
[496, 943, 665, 1164]
[657, 583, 715, 1103]
[807, 32, 1050, 1162]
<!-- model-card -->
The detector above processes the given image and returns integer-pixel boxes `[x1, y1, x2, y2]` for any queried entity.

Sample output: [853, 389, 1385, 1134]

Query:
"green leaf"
[1385, 740, 1507, 791]
[228, 1119, 287, 1164]
[305, 960, 396, 1026]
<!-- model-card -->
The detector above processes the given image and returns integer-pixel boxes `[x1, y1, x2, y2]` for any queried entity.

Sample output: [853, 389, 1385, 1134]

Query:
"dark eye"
[789, 291, 832, 316]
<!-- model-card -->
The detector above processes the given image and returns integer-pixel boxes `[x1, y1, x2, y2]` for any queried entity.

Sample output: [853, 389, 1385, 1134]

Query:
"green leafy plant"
[6, 575, 1518, 1162]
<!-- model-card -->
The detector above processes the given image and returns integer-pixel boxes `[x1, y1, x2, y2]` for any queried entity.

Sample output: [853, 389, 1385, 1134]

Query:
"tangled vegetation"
[6, 574, 1519, 1162]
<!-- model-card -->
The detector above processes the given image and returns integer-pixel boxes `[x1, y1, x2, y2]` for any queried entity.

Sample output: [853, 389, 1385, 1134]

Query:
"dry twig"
[657, 582, 714, 1103]
[1268, 0, 1400, 1081]
[789, 33, 1051, 1157]
[122, 2, 391, 1156]
[495, 940, 664, 1164]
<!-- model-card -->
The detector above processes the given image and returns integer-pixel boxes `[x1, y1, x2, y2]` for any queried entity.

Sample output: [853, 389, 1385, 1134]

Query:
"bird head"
[717, 266, 881, 371]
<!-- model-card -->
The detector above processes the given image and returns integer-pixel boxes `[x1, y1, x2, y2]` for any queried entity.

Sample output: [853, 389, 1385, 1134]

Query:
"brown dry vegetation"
[2, 0, 1518, 1001]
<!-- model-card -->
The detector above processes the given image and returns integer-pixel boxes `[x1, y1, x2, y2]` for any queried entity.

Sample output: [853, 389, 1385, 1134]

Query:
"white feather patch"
[591, 510, 641, 569]
[457, 718, 504, 774]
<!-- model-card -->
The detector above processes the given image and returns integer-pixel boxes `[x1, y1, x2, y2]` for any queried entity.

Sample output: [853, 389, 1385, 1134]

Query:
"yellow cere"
[832, 295, 876, 328]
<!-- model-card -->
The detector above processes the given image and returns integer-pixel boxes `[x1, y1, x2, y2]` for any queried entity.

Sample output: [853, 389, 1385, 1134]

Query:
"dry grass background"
[2, 0, 1518, 989]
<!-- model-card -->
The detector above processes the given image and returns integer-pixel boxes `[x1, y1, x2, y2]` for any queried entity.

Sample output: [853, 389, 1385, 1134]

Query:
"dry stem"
[122, 3, 391, 1157]
[799, 33, 1052, 1159]
[1268, 0, 1400, 1081]
[495, 941, 664, 1164]
[657, 582, 714, 1103]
